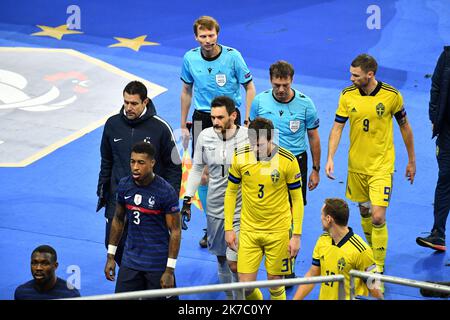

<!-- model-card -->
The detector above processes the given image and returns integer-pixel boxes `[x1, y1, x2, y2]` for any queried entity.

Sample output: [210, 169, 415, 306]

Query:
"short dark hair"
[270, 60, 294, 79]
[323, 198, 349, 226]
[193, 16, 220, 36]
[123, 81, 148, 102]
[248, 117, 274, 143]
[211, 96, 236, 115]
[132, 141, 156, 160]
[351, 54, 378, 75]
[32, 245, 57, 263]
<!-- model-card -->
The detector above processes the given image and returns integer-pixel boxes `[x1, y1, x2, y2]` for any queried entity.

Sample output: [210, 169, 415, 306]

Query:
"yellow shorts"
[346, 172, 393, 207]
[237, 230, 291, 275]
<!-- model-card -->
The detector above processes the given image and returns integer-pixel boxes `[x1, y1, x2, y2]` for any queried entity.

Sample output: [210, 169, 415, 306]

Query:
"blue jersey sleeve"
[163, 186, 180, 214]
[180, 53, 193, 84]
[116, 178, 127, 205]
[305, 97, 320, 130]
[249, 95, 260, 120]
[233, 51, 252, 84]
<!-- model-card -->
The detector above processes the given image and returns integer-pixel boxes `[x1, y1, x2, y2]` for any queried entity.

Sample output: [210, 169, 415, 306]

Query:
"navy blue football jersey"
[117, 175, 180, 271]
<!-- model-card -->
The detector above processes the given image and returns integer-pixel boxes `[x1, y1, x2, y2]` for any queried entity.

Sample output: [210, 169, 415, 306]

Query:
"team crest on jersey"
[271, 169, 280, 184]
[134, 194, 142, 206]
[148, 196, 155, 208]
[215, 74, 227, 87]
[337, 257, 346, 271]
[290, 120, 300, 133]
[376, 103, 385, 117]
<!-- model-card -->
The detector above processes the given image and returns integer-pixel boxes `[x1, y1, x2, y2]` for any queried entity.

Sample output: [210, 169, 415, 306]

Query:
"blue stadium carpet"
[0, 0, 449, 300]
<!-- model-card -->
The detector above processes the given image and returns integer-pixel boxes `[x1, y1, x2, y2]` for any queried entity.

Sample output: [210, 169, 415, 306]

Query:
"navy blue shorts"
[115, 266, 178, 300]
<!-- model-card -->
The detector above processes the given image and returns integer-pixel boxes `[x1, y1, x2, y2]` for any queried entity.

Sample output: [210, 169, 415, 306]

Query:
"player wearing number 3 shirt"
[104, 142, 181, 298]
[224, 117, 304, 300]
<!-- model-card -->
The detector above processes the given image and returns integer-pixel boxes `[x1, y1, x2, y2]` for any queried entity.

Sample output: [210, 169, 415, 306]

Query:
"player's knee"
[267, 273, 282, 281]
[228, 260, 237, 273]
[359, 201, 372, 218]
[371, 214, 385, 225]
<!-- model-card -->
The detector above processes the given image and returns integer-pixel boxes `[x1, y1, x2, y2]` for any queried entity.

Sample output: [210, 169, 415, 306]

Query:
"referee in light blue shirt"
[249, 61, 321, 283]
[180, 15, 256, 248]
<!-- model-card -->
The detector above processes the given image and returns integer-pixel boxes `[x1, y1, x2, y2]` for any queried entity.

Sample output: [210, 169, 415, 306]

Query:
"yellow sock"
[372, 223, 388, 272]
[246, 288, 263, 300]
[360, 216, 373, 247]
[269, 287, 286, 300]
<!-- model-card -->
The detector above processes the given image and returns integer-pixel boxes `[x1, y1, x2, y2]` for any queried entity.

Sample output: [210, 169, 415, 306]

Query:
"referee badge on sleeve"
[216, 74, 227, 87]
[290, 120, 300, 133]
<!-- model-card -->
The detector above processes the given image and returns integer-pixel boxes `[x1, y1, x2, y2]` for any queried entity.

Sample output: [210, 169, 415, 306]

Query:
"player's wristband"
[167, 258, 177, 269]
[107, 245, 117, 255]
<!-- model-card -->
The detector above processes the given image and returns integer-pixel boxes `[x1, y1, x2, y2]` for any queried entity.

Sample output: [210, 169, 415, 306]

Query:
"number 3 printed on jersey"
[133, 211, 141, 225]
[258, 184, 265, 198]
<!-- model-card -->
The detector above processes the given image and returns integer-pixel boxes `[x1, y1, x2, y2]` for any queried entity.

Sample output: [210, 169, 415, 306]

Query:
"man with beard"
[97, 81, 181, 266]
[15, 245, 80, 299]
[181, 96, 248, 299]
[325, 54, 416, 288]
[104, 142, 181, 297]
[225, 117, 304, 300]
[249, 60, 321, 283]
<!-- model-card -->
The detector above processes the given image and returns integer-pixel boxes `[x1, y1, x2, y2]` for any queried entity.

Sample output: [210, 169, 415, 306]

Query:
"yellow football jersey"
[225, 145, 303, 233]
[312, 228, 376, 300]
[335, 81, 404, 175]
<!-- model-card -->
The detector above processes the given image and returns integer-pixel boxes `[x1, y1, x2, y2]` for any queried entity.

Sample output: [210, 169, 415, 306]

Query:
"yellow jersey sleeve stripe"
[278, 148, 295, 161]
[235, 150, 250, 156]
[350, 235, 369, 249]
[228, 172, 241, 184]
[236, 144, 251, 151]
[381, 83, 399, 92]
[381, 85, 399, 95]
[235, 145, 251, 155]
[342, 84, 356, 91]
[342, 85, 358, 95]
[279, 146, 294, 155]
[312, 258, 320, 266]
[348, 236, 365, 253]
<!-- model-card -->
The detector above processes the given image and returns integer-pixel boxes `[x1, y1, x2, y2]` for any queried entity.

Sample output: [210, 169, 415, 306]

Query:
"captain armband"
[394, 108, 407, 126]
[334, 114, 348, 123]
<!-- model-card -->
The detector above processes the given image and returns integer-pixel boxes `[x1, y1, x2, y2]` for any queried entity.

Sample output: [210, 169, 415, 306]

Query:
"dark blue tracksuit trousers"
[433, 123, 450, 239]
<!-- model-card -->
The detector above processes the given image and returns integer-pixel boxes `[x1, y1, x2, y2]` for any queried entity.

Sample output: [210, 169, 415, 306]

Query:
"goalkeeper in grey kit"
[181, 96, 248, 300]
